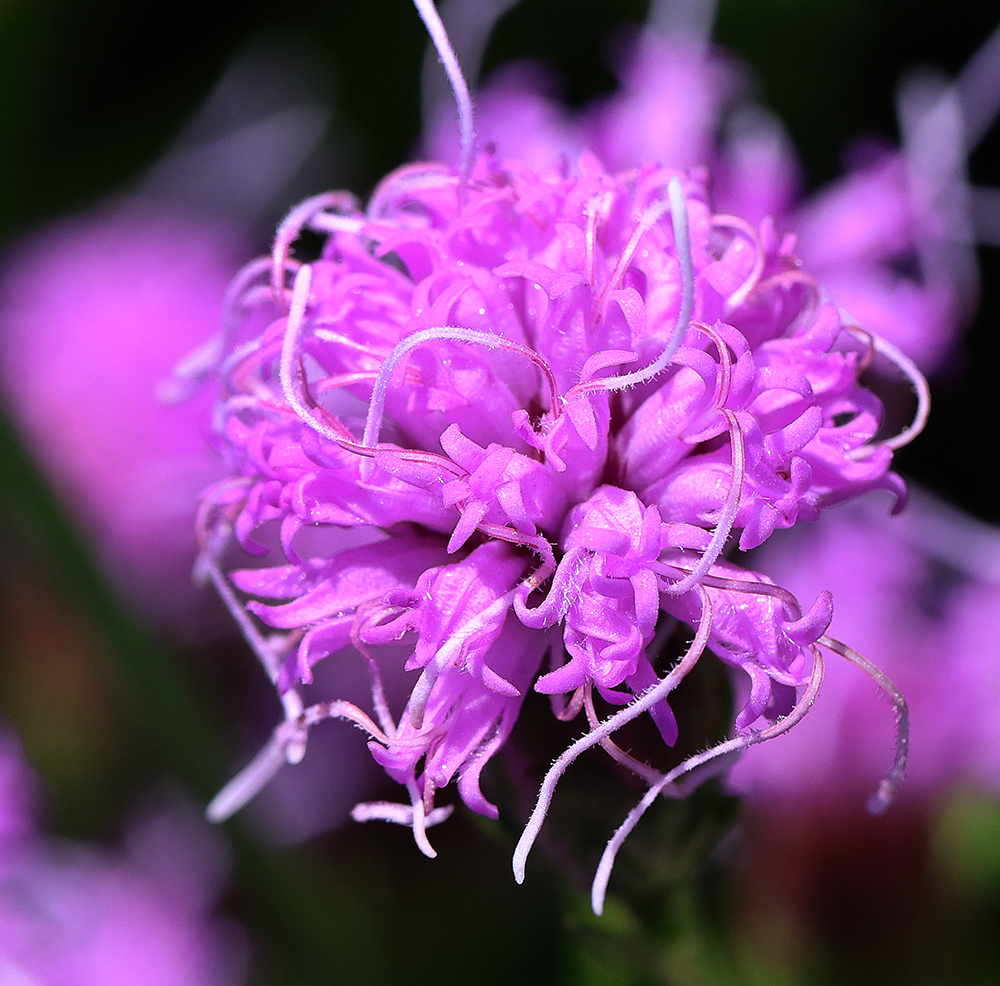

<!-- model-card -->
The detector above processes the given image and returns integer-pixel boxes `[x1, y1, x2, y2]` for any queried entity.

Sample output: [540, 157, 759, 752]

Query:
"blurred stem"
[0, 410, 223, 793]
[568, 876, 746, 986]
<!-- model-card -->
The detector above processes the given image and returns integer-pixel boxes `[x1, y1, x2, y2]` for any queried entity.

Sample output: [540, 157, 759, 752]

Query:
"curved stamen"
[590, 646, 824, 915]
[662, 407, 745, 596]
[819, 634, 909, 813]
[752, 268, 821, 301]
[664, 568, 805, 623]
[583, 682, 666, 786]
[420, 0, 518, 151]
[308, 212, 366, 236]
[317, 371, 384, 392]
[513, 587, 713, 884]
[752, 268, 822, 336]
[193, 478, 253, 555]
[351, 799, 454, 830]
[577, 177, 694, 392]
[162, 255, 276, 402]
[313, 327, 398, 359]
[362, 324, 562, 450]
[196, 546, 290, 685]
[220, 335, 283, 397]
[207, 728, 295, 824]
[477, 521, 556, 579]
[351, 604, 401, 737]
[279, 265, 360, 447]
[595, 197, 673, 314]
[407, 777, 439, 858]
[366, 162, 457, 222]
[845, 327, 931, 457]
[389, 446, 470, 476]
[696, 320, 734, 410]
[206, 698, 392, 823]
[584, 194, 610, 287]
[711, 214, 765, 311]
[554, 685, 586, 722]
[272, 191, 359, 310]
[407, 588, 518, 729]
[413, 0, 475, 201]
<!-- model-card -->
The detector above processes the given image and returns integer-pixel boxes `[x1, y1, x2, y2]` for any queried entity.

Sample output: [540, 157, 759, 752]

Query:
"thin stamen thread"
[819, 634, 910, 814]
[414, 0, 475, 200]
[278, 265, 355, 448]
[845, 328, 931, 457]
[583, 683, 666, 786]
[513, 587, 713, 884]
[590, 646, 825, 915]
[663, 407, 745, 596]
[574, 177, 694, 394]
[206, 697, 389, 823]
[711, 214, 764, 311]
[271, 192, 358, 310]
[362, 325, 562, 451]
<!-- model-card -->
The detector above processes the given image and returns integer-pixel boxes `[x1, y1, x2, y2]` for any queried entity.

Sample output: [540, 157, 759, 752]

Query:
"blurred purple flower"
[0, 204, 244, 634]
[427, 21, 978, 375]
[0, 727, 243, 986]
[0, 37, 338, 637]
[729, 494, 1000, 804]
[0, 732, 36, 855]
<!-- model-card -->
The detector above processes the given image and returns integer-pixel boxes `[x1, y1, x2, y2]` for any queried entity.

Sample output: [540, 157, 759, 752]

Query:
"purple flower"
[194, 0, 923, 910]
[198, 143, 918, 894]
[0, 727, 244, 985]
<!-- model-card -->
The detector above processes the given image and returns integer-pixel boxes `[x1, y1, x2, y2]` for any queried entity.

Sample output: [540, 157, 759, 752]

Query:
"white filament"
[587, 177, 694, 392]
[414, 0, 475, 192]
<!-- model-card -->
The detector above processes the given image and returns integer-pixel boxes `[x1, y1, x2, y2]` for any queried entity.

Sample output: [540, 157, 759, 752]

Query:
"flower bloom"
[0, 203, 243, 634]
[198, 137, 918, 905]
[0, 727, 243, 986]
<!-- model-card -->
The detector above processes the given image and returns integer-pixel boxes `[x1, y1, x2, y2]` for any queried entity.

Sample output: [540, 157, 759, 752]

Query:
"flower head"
[197, 0, 922, 910]
[199, 144, 916, 887]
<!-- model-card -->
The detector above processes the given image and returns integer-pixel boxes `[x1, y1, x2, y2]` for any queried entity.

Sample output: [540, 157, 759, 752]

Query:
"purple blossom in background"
[0, 40, 333, 637]
[427, 19, 979, 376]
[0, 204, 243, 635]
[729, 494, 1000, 804]
[0, 727, 244, 986]
[193, 3, 926, 909]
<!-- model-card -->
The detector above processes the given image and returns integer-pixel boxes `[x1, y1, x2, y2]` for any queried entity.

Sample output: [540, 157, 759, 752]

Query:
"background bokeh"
[2, 1, 999, 983]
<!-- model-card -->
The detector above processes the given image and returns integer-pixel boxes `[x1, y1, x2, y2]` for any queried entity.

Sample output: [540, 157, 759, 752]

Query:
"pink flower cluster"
[197, 139, 916, 902]
[0, 728, 243, 986]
